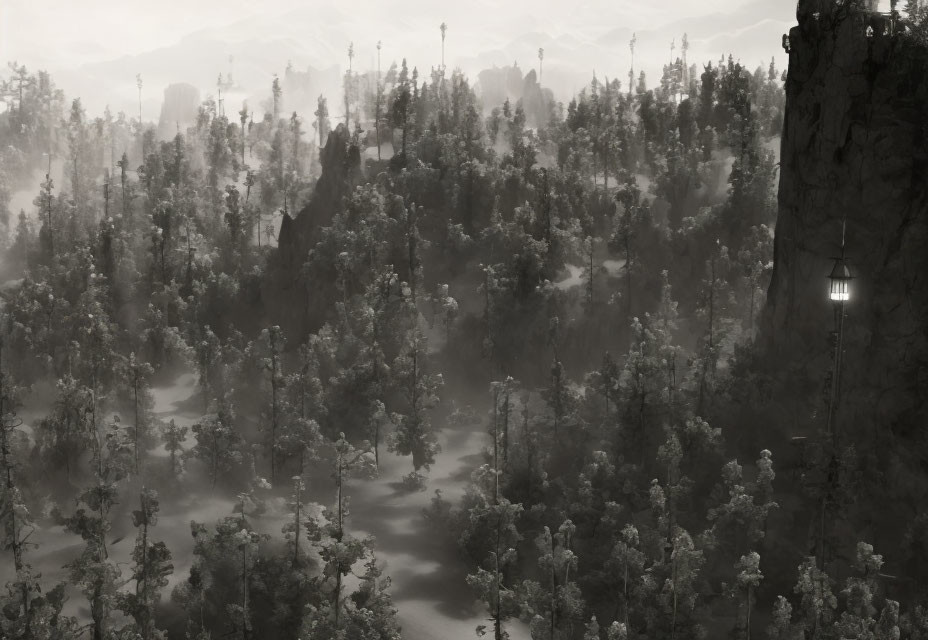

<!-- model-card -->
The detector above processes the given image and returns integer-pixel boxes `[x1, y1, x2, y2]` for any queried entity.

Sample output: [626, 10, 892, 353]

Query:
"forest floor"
[151, 371, 532, 639]
[3, 370, 530, 639]
[346, 405, 531, 640]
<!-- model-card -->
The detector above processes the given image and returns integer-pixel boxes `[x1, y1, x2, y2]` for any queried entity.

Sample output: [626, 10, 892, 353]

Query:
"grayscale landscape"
[0, 1, 925, 639]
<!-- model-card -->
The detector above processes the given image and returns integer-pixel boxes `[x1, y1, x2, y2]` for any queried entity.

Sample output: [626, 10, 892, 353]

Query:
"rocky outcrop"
[266, 123, 362, 335]
[276, 123, 362, 263]
[763, 2, 928, 568]
[156, 83, 200, 140]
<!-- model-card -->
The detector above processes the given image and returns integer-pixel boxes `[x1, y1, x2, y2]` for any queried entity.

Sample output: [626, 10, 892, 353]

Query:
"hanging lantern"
[828, 257, 852, 302]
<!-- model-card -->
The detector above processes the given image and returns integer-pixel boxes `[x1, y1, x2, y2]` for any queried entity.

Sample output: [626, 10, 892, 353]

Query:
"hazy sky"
[0, 0, 797, 116]
[2, 0, 752, 68]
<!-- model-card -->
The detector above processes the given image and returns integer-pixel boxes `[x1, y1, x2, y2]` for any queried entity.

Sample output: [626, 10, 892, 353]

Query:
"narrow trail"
[348, 419, 530, 640]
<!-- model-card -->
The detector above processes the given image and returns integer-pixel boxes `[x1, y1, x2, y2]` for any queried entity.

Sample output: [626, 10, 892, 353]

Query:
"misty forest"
[1, 0, 928, 638]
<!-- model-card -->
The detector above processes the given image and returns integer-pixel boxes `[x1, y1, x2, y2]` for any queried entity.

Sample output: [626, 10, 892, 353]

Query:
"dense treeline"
[0, 12, 925, 639]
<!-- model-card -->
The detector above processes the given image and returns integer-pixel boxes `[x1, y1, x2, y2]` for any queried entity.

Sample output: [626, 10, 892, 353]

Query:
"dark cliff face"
[268, 123, 362, 335]
[764, 7, 928, 555]
[280, 122, 362, 259]
[797, 0, 880, 21]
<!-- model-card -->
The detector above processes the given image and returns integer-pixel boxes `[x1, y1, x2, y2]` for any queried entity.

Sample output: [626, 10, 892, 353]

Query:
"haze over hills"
[1, 0, 796, 118]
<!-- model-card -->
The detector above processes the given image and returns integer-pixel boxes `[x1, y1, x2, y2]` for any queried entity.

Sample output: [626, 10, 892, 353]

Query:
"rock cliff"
[763, 1, 928, 570]
[266, 123, 362, 336]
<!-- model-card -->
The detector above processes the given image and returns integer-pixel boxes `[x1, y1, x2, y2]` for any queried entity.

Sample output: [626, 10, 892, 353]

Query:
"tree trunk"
[502, 391, 510, 468]
[92, 584, 105, 640]
[407, 210, 419, 303]
[493, 387, 499, 504]
[625, 238, 633, 318]
[402, 115, 408, 157]
[335, 459, 344, 625]
[241, 546, 249, 640]
[623, 556, 629, 633]
[46, 188, 54, 258]
[698, 255, 717, 416]
[745, 585, 752, 640]
[293, 484, 301, 565]
[375, 77, 381, 162]
[588, 244, 595, 309]
[134, 383, 140, 475]
[140, 498, 150, 640]
[671, 554, 678, 640]
[268, 329, 283, 481]
[599, 143, 606, 190]
[494, 500, 503, 640]
[550, 534, 557, 640]
[270, 367, 278, 482]
[0, 347, 30, 637]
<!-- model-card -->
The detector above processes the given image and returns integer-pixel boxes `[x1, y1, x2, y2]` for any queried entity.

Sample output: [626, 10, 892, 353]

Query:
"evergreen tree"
[115, 489, 173, 640]
[607, 524, 646, 635]
[692, 240, 733, 415]
[36, 375, 94, 481]
[305, 433, 377, 632]
[118, 352, 155, 475]
[465, 492, 523, 640]
[63, 419, 129, 640]
[729, 552, 763, 640]
[0, 336, 81, 639]
[519, 520, 585, 640]
[162, 419, 188, 478]
[388, 329, 443, 483]
[190, 400, 246, 489]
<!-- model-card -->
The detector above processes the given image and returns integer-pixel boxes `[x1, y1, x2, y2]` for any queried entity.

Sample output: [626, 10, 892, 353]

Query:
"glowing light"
[828, 258, 852, 303]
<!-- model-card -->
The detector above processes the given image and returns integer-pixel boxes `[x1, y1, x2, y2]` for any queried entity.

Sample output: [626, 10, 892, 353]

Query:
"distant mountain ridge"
[45, 0, 794, 117]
